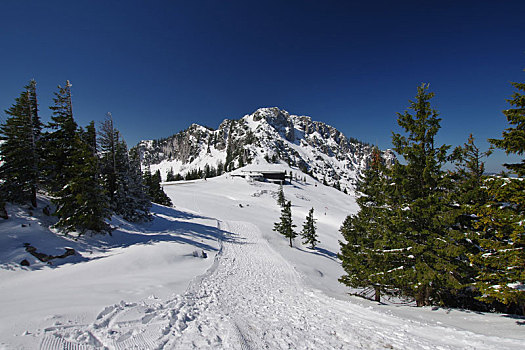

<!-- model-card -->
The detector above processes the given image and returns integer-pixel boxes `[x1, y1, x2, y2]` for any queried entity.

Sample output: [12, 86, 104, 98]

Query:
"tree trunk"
[415, 289, 425, 307]
[415, 284, 432, 307]
[374, 285, 381, 302]
[289, 237, 293, 247]
[31, 185, 37, 208]
[0, 205, 8, 220]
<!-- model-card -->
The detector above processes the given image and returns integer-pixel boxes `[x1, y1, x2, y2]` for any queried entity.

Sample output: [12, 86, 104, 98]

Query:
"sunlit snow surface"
[1, 167, 524, 349]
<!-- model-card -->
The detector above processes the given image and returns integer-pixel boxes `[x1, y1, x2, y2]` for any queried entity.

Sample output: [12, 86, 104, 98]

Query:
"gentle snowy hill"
[136, 107, 395, 191]
[1, 168, 524, 349]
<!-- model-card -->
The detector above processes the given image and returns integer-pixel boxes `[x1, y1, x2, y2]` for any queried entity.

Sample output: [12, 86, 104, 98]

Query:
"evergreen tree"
[225, 120, 235, 171]
[273, 200, 296, 247]
[471, 176, 525, 315]
[166, 167, 176, 181]
[53, 133, 111, 234]
[83, 121, 98, 156]
[301, 207, 319, 249]
[471, 76, 525, 314]
[144, 169, 172, 206]
[388, 83, 464, 306]
[277, 184, 286, 207]
[99, 114, 151, 221]
[489, 77, 525, 176]
[41, 81, 78, 192]
[339, 147, 392, 302]
[98, 113, 119, 205]
[442, 135, 493, 308]
[114, 144, 152, 222]
[0, 80, 41, 207]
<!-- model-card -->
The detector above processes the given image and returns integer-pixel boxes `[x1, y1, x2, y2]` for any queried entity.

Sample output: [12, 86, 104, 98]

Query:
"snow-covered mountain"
[136, 107, 394, 190]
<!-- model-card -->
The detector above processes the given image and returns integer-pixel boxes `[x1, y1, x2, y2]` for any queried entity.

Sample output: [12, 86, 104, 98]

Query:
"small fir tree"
[166, 168, 176, 181]
[301, 207, 318, 249]
[273, 200, 297, 247]
[144, 169, 172, 206]
[277, 184, 286, 207]
[114, 144, 152, 222]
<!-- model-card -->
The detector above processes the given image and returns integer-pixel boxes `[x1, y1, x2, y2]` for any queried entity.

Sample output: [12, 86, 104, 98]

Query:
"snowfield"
[1, 165, 524, 349]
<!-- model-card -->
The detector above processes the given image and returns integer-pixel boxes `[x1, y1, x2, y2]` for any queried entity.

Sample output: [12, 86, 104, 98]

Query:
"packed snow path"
[40, 221, 522, 349]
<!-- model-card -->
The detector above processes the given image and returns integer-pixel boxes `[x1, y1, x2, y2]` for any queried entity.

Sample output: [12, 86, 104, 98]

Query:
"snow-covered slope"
[137, 107, 395, 191]
[1, 169, 523, 349]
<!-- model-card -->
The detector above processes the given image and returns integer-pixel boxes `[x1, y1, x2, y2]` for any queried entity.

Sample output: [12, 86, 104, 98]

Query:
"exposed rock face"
[136, 107, 395, 190]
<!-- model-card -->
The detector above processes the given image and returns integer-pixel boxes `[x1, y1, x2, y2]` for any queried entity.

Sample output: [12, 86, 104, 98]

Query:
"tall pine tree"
[53, 132, 111, 234]
[339, 147, 393, 302]
[472, 75, 525, 315]
[99, 114, 151, 221]
[41, 81, 78, 192]
[98, 113, 119, 206]
[388, 83, 464, 306]
[0, 80, 41, 207]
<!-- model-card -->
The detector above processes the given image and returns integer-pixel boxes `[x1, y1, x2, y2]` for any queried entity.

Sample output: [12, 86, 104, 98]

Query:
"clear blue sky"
[1, 0, 524, 172]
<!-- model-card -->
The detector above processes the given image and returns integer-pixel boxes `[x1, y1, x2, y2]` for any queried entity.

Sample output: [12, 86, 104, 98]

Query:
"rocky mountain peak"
[136, 107, 394, 191]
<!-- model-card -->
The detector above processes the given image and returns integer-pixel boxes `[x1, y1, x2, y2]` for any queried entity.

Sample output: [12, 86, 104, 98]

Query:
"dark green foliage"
[1, 80, 153, 234]
[471, 177, 525, 315]
[472, 77, 525, 314]
[144, 169, 172, 206]
[225, 120, 235, 171]
[98, 114, 151, 222]
[43, 83, 111, 234]
[184, 168, 203, 180]
[301, 208, 318, 249]
[41, 81, 78, 193]
[339, 148, 392, 302]
[166, 168, 176, 181]
[340, 85, 469, 306]
[116, 147, 152, 222]
[53, 133, 111, 234]
[217, 161, 224, 175]
[277, 185, 286, 207]
[450, 134, 491, 206]
[489, 79, 525, 176]
[0, 80, 41, 207]
[273, 200, 296, 247]
[388, 83, 465, 306]
[98, 114, 119, 205]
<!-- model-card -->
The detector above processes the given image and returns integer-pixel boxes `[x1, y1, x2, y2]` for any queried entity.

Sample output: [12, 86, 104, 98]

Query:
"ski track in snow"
[39, 221, 522, 350]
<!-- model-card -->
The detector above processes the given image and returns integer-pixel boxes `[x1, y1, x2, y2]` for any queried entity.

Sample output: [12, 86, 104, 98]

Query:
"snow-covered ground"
[1, 166, 524, 349]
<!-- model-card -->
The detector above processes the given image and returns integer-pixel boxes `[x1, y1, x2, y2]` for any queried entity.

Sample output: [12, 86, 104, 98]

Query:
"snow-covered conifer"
[301, 208, 318, 249]
[277, 185, 286, 207]
[273, 200, 296, 247]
